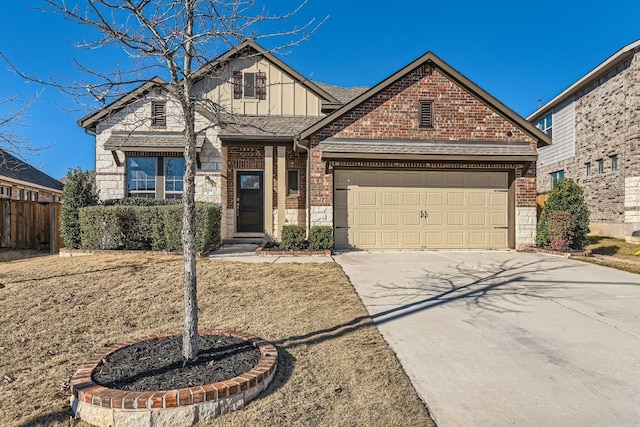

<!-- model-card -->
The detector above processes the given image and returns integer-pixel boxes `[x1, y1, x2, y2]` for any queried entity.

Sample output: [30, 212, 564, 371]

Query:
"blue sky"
[1, 0, 639, 179]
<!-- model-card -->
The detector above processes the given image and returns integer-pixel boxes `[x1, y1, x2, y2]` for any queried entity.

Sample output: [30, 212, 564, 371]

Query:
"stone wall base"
[515, 207, 536, 249]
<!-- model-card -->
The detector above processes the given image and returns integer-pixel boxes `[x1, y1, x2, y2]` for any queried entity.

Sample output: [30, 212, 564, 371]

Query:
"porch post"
[277, 146, 286, 238]
[264, 146, 274, 237]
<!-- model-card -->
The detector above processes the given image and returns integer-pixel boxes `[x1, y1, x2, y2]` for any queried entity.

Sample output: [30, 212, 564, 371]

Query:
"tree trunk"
[182, 95, 198, 362]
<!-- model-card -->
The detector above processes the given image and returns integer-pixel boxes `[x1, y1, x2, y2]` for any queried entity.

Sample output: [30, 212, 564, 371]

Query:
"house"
[528, 40, 640, 239]
[0, 149, 64, 202]
[79, 41, 549, 250]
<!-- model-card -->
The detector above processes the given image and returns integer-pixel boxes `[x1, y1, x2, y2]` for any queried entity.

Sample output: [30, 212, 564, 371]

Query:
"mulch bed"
[256, 241, 332, 256]
[93, 335, 260, 391]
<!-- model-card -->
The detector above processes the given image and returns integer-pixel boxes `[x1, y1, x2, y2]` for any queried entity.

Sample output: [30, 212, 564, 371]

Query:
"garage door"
[334, 170, 509, 249]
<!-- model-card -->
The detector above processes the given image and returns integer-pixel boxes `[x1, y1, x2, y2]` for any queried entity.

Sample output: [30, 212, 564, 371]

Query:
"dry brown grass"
[580, 236, 640, 274]
[0, 253, 433, 427]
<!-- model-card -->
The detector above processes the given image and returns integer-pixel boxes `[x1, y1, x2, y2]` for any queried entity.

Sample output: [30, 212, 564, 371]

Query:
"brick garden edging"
[255, 241, 332, 256]
[70, 330, 278, 426]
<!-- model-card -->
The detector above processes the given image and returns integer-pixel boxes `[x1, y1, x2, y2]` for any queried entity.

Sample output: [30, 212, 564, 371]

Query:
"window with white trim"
[0, 185, 10, 198]
[537, 113, 553, 137]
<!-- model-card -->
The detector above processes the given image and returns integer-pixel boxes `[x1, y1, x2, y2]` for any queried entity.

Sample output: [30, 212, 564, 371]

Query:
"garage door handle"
[493, 189, 508, 192]
[493, 226, 508, 229]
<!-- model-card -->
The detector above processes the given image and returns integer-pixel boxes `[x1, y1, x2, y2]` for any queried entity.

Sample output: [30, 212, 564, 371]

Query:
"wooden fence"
[536, 193, 549, 219]
[0, 200, 62, 252]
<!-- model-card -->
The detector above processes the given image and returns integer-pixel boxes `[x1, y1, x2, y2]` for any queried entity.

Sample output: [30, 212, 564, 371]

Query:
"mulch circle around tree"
[93, 335, 261, 391]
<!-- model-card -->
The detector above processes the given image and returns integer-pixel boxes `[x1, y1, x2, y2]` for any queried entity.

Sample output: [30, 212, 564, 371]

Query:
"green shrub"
[79, 203, 221, 252]
[279, 225, 306, 250]
[60, 168, 99, 248]
[536, 178, 590, 250]
[308, 226, 333, 250]
[548, 211, 576, 251]
[103, 198, 181, 206]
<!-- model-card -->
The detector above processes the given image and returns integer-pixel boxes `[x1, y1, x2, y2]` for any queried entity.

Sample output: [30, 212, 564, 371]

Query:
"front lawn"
[0, 253, 433, 426]
[581, 236, 640, 274]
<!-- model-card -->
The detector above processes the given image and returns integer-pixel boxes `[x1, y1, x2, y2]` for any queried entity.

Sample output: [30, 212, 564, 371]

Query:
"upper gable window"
[419, 101, 434, 128]
[233, 71, 267, 100]
[151, 101, 166, 127]
[537, 113, 552, 137]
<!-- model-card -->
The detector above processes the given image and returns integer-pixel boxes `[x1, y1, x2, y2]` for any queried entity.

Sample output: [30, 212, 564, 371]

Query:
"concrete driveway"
[334, 250, 640, 427]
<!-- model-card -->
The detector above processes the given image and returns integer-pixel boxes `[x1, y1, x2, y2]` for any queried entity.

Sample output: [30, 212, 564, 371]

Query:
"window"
[597, 158, 604, 174]
[16, 188, 24, 200]
[585, 162, 591, 177]
[287, 170, 299, 196]
[24, 190, 31, 201]
[0, 185, 10, 198]
[537, 113, 553, 137]
[164, 157, 185, 199]
[127, 157, 157, 198]
[243, 72, 256, 98]
[127, 156, 185, 199]
[233, 71, 267, 100]
[550, 170, 565, 188]
[610, 155, 618, 171]
[419, 101, 434, 128]
[151, 101, 166, 127]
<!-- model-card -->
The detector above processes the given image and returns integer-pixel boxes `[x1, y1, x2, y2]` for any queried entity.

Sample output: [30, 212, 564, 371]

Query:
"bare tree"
[0, 94, 42, 165]
[36, 0, 321, 362]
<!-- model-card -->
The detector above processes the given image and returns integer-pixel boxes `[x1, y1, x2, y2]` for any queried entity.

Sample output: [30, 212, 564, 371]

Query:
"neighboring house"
[0, 149, 64, 202]
[79, 40, 549, 250]
[528, 40, 640, 239]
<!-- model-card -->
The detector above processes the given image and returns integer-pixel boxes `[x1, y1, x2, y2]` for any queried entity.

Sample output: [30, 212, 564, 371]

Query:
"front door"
[237, 171, 264, 233]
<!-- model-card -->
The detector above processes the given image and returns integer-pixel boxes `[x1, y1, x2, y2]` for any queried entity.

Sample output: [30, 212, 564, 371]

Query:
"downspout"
[294, 136, 311, 237]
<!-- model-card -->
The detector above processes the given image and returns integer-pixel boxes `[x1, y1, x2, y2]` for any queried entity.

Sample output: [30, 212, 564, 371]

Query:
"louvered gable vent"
[419, 101, 434, 128]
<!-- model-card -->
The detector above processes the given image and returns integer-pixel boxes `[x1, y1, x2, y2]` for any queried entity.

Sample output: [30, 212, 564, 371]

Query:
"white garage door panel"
[334, 170, 509, 249]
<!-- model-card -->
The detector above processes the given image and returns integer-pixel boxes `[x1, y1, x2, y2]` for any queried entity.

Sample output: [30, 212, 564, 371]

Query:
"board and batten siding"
[537, 99, 576, 168]
[193, 56, 324, 117]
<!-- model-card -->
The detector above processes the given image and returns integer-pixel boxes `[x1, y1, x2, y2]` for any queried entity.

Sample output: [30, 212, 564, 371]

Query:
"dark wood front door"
[237, 171, 264, 233]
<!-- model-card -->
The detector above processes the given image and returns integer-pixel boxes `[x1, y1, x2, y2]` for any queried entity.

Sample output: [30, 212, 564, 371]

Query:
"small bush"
[279, 225, 306, 250]
[536, 178, 590, 249]
[548, 211, 575, 251]
[60, 168, 99, 248]
[79, 203, 221, 252]
[308, 226, 333, 250]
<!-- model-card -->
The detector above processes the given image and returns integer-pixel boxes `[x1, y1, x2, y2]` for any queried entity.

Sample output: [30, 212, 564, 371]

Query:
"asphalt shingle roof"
[218, 115, 323, 137]
[314, 82, 369, 104]
[0, 150, 64, 192]
[320, 138, 537, 158]
[104, 132, 205, 151]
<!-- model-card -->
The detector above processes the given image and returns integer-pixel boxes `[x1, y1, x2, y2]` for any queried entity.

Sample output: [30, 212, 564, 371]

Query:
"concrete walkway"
[334, 250, 640, 427]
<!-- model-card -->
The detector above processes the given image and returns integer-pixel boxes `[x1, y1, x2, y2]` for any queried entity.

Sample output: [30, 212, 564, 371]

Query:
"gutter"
[293, 136, 311, 238]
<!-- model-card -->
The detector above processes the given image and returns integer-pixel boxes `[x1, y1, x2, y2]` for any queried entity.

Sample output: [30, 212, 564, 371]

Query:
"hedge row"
[79, 203, 221, 252]
[278, 225, 334, 250]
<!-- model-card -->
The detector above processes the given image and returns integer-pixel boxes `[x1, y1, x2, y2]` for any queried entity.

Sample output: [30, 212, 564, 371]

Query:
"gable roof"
[78, 77, 167, 132]
[299, 51, 550, 147]
[0, 150, 64, 193]
[78, 40, 342, 132]
[528, 39, 640, 122]
[193, 40, 341, 104]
